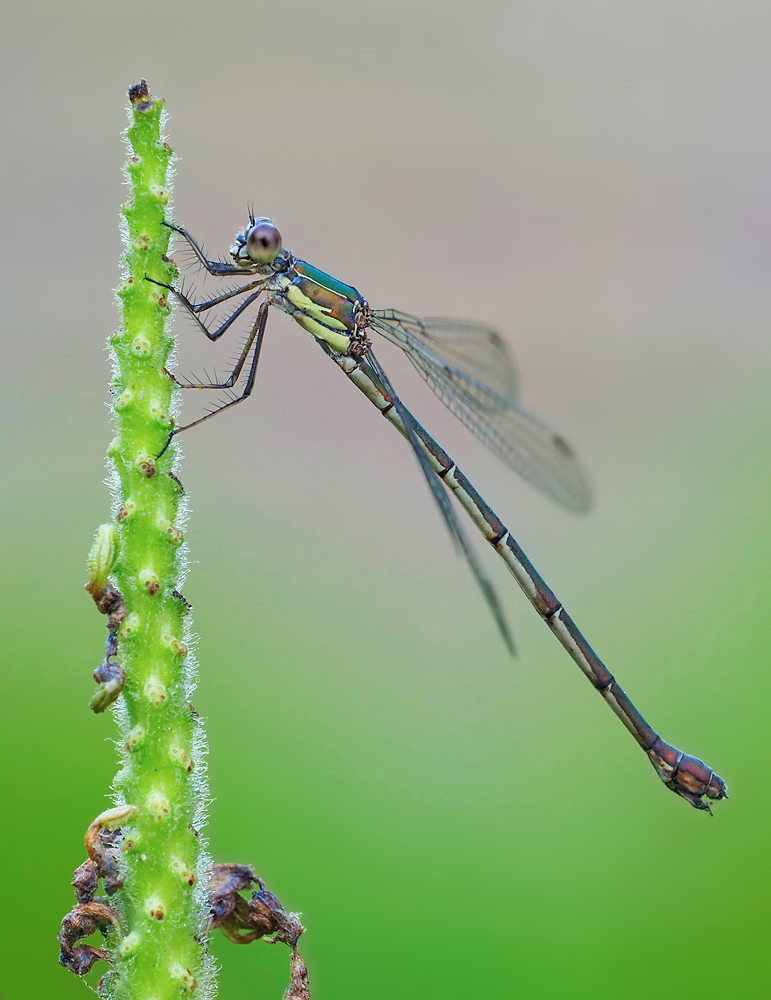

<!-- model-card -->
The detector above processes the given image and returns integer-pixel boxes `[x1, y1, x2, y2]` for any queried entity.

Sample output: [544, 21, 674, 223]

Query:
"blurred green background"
[1, 2, 769, 997]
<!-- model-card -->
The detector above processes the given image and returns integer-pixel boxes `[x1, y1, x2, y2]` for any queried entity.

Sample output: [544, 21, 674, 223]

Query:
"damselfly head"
[230, 217, 282, 267]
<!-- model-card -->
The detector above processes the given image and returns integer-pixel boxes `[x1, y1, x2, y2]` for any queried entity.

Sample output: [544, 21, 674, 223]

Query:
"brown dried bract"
[58, 901, 121, 976]
[71, 858, 100, 903]
[285, 948, 312, 1000]
[86, 581, 125, 617]
[60, 808, 137, 976]
[128, 79, 155, 113]
[128, 79, 150, 103]
[71, 810, 131, 903]
[207, 863, 310, 996]
[83, 818, 125, 897]
[86, 583, 127, 713]
[207, 863, 304, 948]
[207, 864, 259, 917]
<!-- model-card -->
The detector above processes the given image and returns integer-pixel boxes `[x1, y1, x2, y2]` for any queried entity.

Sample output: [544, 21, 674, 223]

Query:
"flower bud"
[85, 524, 119, 597]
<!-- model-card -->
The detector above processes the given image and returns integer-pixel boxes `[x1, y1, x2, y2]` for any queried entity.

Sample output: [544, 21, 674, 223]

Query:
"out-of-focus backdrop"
[1, 2, 769, 997]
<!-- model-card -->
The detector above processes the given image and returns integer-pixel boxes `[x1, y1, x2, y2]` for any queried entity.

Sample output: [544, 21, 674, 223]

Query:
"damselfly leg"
[161, 219, 252, 277]
[145, 274, 266, 341]
[154, 298, 270, 457]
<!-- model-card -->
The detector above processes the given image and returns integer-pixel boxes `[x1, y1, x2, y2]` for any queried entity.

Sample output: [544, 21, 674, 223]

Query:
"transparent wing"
[373, 309, 519, 407]
[364, 348, 515, 655]
[371, 310, 590, 512]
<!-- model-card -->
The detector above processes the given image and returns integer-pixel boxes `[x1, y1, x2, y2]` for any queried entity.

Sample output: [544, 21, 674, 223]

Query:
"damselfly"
[147, 213, 726, 812]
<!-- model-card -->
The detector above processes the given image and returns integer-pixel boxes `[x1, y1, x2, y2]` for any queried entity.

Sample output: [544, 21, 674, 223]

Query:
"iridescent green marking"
[283, 260, 366, 353]
[293, 260, 364, 305]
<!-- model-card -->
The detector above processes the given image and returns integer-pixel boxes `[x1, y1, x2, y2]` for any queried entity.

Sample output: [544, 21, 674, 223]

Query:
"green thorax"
[277, 258, 366, 355]
[294, 260, 364, 305]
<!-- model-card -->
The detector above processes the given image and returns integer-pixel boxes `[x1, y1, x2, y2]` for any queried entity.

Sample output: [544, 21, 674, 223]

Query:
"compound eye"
[245, 220, 282, 264]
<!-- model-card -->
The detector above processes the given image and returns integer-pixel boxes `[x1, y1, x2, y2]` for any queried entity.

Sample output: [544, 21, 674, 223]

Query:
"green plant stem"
[101, 81, 212, 1000]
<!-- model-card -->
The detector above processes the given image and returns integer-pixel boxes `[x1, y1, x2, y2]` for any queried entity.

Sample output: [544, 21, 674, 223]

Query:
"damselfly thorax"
[268, 258, 374, 358]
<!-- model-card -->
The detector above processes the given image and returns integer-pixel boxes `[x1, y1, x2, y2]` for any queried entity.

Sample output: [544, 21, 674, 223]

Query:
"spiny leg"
[163, 220, 252, 276]
[169, 280, 265, 317]
[158, 302, 270, 457]
[146, 275, 265, 342]
[175, 311, 267, 392]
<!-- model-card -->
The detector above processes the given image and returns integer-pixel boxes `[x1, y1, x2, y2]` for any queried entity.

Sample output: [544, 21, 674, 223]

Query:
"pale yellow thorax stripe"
[294, 314, 351, 354]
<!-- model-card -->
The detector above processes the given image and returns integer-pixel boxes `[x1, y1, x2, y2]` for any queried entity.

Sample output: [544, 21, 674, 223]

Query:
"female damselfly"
[147, 213, 726, 812]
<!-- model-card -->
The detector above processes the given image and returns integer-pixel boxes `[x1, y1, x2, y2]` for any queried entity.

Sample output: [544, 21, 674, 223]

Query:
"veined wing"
[371, 310, 590, 512]
[373, 309, 519, 408]
[363, 347, 515, 655]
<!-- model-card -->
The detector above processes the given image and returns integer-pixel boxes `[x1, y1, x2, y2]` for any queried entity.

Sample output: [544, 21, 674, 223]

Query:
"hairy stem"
[100, 80, 212, 1000]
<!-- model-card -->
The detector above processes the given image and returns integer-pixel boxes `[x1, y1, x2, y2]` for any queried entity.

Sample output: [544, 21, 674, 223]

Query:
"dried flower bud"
[285, 949, 311, 1000]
